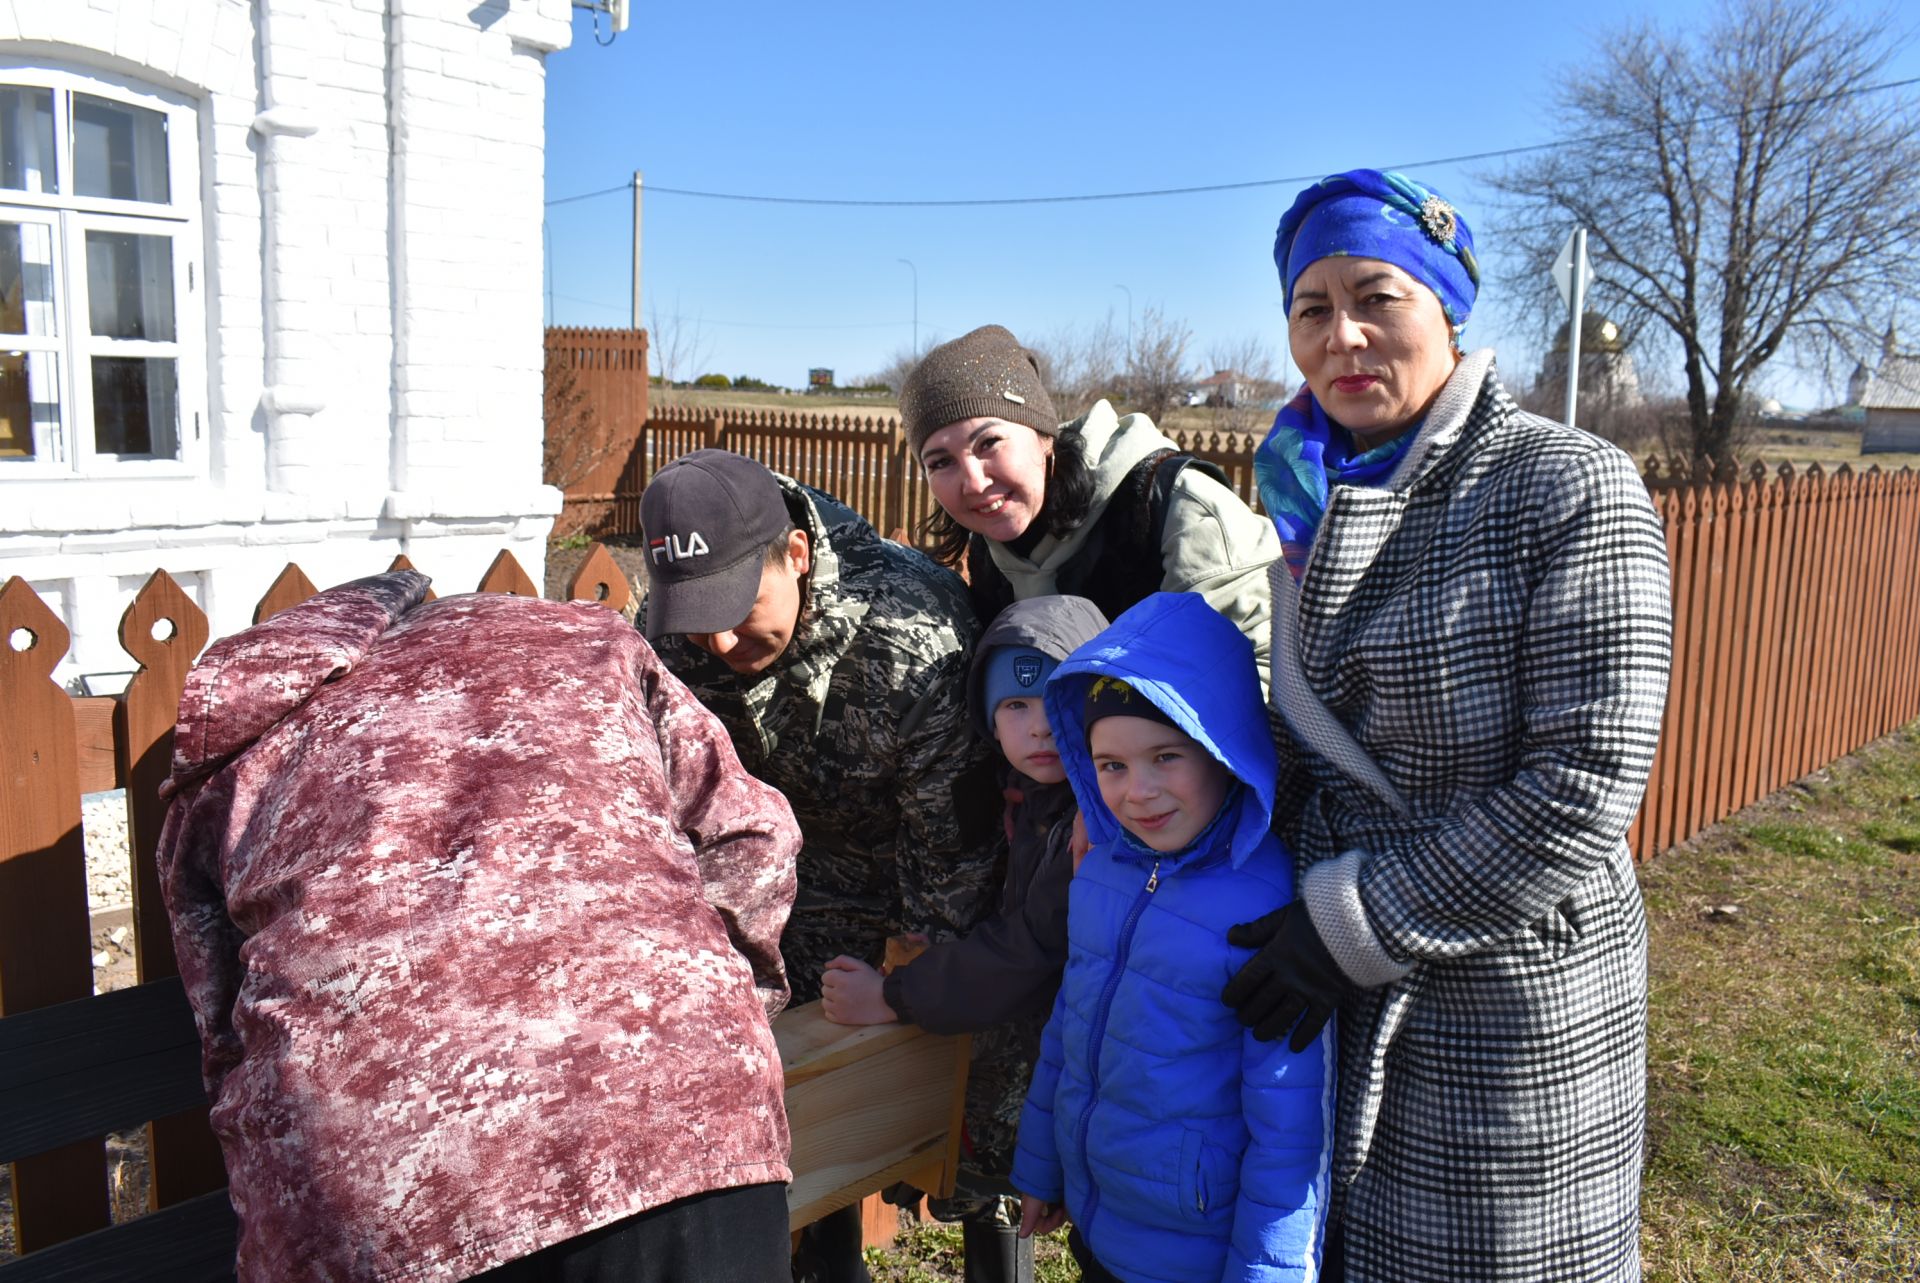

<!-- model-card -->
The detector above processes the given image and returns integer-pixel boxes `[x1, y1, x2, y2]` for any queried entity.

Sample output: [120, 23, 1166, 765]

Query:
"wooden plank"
[775, 1002, 967, 1231]
[0, 1188, 236, 1283]
[69, 697, 120, 795]
[0, 978, 208, 1164]
[0, 577, 110, 1249]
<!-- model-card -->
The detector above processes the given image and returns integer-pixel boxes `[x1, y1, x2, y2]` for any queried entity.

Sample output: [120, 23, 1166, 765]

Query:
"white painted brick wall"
[1, 0, 573, 686]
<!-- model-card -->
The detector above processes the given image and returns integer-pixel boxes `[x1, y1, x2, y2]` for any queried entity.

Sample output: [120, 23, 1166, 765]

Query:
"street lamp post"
[898, 258, 919, 355]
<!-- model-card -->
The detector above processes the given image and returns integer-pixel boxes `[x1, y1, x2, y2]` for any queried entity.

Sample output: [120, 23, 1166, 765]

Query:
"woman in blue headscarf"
[1218, 170, 1674, 1282]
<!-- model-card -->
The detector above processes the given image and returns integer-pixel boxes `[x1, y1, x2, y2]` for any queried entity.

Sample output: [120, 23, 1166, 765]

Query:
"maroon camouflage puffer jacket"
[156, 572, 800, 1282]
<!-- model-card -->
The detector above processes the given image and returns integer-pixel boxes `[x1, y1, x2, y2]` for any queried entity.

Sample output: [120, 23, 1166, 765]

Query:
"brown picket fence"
[572, 402, 1267, 546]
[4, 455, 1920, 1265]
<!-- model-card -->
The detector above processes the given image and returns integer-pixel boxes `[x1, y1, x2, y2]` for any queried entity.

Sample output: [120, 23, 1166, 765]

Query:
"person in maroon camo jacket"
[155, 570, 802, 1283]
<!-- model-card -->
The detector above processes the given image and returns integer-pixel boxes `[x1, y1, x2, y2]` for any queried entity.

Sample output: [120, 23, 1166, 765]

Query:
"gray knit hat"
[900, 324, 1060, 453]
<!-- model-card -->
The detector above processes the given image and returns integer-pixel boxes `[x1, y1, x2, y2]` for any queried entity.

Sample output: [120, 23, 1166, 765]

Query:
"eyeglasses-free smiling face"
[917, 416, 1053, 544]
[1288, 255, 1460, 449]
[1088, 714, 1232, 854]
[993, 696, 1066, 785]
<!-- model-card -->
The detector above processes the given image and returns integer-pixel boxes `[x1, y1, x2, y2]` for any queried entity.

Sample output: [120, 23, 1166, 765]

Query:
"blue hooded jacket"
[1010, 592, 1332, 1283]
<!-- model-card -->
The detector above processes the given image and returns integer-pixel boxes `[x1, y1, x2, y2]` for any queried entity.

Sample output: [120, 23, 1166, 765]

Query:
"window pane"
[0, 350, 60, 459]
[73, 93, 169, 204]
[0, 86, 56, 194]
[86, 231, 174, 340]
[92, 355, 177, 458]
[0, 221, 58, 336]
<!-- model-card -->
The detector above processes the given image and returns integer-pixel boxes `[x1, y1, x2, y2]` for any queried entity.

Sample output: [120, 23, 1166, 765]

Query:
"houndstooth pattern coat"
[1267, 350, 1672, 1282]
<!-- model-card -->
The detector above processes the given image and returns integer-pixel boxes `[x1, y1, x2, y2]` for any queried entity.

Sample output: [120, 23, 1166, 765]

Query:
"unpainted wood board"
[69, 698, 119, 795]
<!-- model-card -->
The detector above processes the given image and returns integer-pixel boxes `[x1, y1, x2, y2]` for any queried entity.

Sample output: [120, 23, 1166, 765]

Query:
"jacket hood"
[167, 571, 431, 793]
[978, 401, 1177, 596]
[1044, 591, 1276, 868]
[965, 594, 1110, 737]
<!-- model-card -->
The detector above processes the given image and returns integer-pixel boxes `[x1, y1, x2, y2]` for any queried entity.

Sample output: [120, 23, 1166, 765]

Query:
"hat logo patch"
[649, 531, 711, 564]
[1013, 656, 1042, 687]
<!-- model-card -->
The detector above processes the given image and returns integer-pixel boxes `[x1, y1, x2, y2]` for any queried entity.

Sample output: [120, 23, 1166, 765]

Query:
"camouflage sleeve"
[891, 648, 1005, 942]
[643, 647, 802, 1019]
[154, 780, 249, 1098]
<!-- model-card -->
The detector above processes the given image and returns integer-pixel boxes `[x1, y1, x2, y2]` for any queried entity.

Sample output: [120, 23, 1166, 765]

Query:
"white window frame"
[0, 61, 204, 479]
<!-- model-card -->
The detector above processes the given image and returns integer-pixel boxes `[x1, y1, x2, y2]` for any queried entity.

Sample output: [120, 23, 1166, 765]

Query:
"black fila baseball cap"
[639, 449, 790, 639]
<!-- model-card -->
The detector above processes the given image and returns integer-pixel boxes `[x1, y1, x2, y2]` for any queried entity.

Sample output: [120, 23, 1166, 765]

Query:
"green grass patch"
[1640, 727, 1920, 1281]
[865, 1221, 1080, 1282]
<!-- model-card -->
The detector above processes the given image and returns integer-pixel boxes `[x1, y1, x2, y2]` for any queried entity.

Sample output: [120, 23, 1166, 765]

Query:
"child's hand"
[1017, 1193, 1066, 1239]
[820, 956, 898, 1025]
[1070, 811, 1090, 874]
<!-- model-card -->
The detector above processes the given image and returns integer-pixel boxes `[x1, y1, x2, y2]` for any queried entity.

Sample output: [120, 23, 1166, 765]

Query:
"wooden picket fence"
[5, 453, 1920, 1269]
[1631, 459, 1920, 857]
[565, 399, 1267, 546]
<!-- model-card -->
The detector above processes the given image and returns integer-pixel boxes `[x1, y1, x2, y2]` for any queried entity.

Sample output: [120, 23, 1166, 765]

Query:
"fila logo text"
[649, 532, 711, 564]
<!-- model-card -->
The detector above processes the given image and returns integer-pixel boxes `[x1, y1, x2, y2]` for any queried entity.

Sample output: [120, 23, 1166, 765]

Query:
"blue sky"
[542, 0, 1920, 407]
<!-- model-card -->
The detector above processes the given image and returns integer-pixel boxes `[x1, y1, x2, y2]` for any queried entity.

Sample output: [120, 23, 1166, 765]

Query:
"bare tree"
[1126, 305, 1195, 424]
[543, 352, 632, 538]
[1486, 0, 1920, 462]
[1028, 313, 1126, 420]
[1201, 334, 1284, 436]
[646, 297, 715, 391]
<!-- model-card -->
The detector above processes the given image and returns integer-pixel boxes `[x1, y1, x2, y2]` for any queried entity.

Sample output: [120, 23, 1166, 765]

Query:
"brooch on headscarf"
[1417, 195, 1458, 246]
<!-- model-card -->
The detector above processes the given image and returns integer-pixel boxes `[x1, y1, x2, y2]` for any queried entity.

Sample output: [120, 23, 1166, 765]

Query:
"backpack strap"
[1146, 452, 1231, 570]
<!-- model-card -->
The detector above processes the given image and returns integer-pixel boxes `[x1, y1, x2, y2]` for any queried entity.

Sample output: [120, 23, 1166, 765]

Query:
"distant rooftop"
[1858, 354, 1920, 410]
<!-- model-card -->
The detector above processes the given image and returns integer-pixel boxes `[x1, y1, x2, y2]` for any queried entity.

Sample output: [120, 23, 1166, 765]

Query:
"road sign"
[1552, 228, 1591, 310]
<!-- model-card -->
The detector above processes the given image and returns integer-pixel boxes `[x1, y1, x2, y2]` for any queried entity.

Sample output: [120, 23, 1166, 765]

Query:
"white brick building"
[0, 0, 572, 688]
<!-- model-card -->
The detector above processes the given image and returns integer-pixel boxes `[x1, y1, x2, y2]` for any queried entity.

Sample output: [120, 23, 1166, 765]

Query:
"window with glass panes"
[0, 69, 200, 472]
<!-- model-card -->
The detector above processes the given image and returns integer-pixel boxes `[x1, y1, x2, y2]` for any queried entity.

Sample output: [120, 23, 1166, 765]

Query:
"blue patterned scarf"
[1254, 385, 1418, 580]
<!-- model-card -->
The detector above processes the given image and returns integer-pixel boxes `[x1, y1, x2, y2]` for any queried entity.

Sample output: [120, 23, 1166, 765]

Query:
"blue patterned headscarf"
[1273, 168, 1479, 333]
[1257, 169, 1479, 578]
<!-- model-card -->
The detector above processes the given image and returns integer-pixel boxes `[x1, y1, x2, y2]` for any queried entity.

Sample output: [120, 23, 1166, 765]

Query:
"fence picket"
[478, 550, 539, 596]
[253, 562, 319, 624]
[567, 543, 634, 614]
[116, 571, 227, 1209]
[0, 577, 112, 1250]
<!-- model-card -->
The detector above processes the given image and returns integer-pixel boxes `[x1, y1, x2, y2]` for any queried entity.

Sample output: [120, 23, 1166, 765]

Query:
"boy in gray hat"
[640, 449, 1005, 1278]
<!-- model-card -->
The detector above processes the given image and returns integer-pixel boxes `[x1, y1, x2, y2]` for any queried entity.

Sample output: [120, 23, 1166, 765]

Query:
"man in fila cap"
[640, 449, 1005, 1280]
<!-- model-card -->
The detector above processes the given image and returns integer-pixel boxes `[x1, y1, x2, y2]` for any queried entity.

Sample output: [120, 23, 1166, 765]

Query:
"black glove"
[1221, 901, 1355, 1052]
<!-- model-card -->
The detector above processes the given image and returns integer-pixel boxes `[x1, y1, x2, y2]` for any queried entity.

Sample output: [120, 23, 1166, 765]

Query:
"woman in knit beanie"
[900, 324, 1277, 667]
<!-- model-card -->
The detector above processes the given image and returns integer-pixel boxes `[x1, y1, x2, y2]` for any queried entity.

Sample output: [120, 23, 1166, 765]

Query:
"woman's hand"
[1017, 1194, 1066, 1239]
[820, 956, 899, 1025]
[1221, 902, 1356, 1051]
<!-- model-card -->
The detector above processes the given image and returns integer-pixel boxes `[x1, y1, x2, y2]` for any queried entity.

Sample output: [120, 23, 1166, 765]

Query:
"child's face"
[993, 696, 1066, 785]
[1089, 715, 1231, 853]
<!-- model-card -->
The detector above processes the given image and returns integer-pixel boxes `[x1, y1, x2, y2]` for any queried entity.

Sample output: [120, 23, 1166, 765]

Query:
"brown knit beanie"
[900, 324, 1060, 454]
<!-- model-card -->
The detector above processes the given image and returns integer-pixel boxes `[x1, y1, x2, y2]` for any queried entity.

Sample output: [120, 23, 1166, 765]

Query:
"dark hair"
[919, 429, 1096, 568]
[763, 525, 803, 568]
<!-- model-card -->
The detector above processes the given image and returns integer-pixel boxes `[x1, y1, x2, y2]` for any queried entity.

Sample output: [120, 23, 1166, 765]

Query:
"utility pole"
[897, 258, 918, 355]
[631, 170, 643, 332]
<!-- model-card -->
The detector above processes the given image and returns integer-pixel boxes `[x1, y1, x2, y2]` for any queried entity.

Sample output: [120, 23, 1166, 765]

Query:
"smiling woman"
[900, 324, 1278, 667]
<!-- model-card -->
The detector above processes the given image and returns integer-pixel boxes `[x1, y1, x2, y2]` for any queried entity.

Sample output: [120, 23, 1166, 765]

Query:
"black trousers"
[469, 1182, 790, 1283]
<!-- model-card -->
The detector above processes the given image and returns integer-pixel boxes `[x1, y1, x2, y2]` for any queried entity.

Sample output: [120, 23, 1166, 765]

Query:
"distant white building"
[1187, 369, 1257, 408]
[1849, 325, 1920, 454]
[0, 0, 573, 688]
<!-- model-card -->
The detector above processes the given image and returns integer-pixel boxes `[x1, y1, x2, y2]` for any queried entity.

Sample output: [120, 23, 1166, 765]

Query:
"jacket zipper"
[1071, 859, 1160, 1232]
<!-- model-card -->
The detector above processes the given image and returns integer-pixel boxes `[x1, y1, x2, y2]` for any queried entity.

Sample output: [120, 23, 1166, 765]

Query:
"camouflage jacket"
[650, 478, 1004, 1001]
[156, 574, 800, 1283]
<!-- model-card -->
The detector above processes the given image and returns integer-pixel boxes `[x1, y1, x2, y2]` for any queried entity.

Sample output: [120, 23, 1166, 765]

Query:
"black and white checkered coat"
[1268, 351, 1671, 1282]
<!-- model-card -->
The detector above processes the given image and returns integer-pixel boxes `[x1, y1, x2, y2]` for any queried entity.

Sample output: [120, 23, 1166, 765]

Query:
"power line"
[552, 292, 917, 329]
[545, 76, 1919, 210]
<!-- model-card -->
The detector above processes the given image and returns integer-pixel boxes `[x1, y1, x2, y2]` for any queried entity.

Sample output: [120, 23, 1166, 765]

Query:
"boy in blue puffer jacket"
[1011, 592, 1332, 1283]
